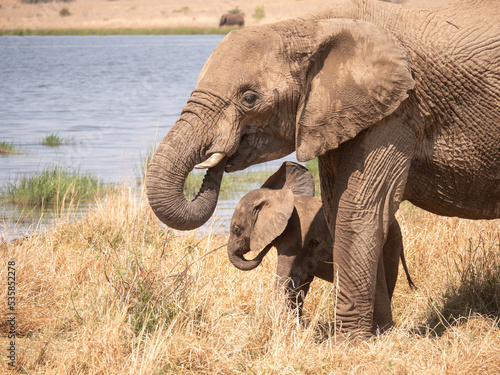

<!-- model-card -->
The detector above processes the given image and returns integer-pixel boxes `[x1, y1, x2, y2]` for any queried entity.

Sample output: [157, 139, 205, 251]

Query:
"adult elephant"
[219, 13, 245, 27]
[147, 0, 500, 336]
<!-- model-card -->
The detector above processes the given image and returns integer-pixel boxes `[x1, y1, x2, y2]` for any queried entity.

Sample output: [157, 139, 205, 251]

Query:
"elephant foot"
[331, 330, 372, 345]
[313, 320, 373, 344]
[333, 293, 374, 338]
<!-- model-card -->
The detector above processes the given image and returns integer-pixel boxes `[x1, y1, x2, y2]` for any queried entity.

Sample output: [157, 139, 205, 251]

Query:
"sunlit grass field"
[1, 184, 499, 374]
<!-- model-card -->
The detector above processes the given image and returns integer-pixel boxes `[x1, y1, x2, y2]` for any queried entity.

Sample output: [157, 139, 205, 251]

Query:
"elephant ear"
[261, 161, 315, 197]
[295, 19, 415, 161]
[250, 189, 294, 252]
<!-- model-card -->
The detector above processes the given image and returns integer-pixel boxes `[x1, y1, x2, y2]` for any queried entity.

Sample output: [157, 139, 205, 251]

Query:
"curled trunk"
[146, 120, 226, 231]
[227, 243, 273, 271]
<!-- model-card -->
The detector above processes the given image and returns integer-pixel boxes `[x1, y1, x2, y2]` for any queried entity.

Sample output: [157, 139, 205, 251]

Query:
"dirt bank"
[0, 0, 454, 31]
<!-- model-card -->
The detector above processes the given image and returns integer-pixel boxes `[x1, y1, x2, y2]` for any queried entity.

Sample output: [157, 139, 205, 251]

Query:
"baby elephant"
[227, 162, 414, 322]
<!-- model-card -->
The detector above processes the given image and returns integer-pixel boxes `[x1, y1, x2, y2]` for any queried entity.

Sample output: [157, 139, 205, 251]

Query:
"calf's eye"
[232, 224, 241, 236]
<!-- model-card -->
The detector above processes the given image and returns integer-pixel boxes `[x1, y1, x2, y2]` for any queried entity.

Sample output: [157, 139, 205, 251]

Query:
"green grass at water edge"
[184, 159, 320, 199]
[41, 133, 73, 147]
[184, 169, 274, 200]
[3, 167, 109, 207]
[0, 26, 237, 36]
[0, 141, 17, 155]
[305, 158, 320, 196]
[139, 148, 319, 199]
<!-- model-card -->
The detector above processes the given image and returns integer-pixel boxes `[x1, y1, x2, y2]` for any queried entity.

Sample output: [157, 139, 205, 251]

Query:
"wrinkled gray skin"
[227, 162, 415, 327]
[146, 0, 500, 336]
[219, 13, 245, 27]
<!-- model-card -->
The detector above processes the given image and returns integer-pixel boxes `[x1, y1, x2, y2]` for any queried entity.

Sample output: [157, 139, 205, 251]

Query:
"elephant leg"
[383, 220, 404, 300]
[373, 219, 403, 333]
[372, 253, 391, 333]
[278, 274, 314, 318]
[276, 253, 314, 317]
[319, 118, 415, 336]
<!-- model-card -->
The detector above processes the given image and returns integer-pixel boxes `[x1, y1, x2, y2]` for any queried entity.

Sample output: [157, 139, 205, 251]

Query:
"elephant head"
[146, 18, 414, 230]
[227, 162, 315, 270]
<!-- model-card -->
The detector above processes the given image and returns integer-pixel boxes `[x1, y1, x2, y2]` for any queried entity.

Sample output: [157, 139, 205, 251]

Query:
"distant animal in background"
[227, 162, 415, 319]
[219, 13, 245, 27]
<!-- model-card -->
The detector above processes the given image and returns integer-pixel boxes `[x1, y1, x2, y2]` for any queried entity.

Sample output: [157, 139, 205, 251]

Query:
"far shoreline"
[0, 26, 238, 36]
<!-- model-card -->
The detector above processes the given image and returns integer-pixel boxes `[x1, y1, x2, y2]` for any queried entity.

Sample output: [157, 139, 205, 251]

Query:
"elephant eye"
[232, 224, 241, 237]
[241, 91, 259, 108]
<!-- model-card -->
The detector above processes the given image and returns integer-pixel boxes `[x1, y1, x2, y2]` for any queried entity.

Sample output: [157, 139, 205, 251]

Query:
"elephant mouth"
[223, 133, 259, 172]
[194, 144, 244, 173]
[226, 157, 240, 172]
[195, 132, 249, 173]
[225, 133, 295, 173]
[194, 132, 294, 173]
[226, 155, 248, 173]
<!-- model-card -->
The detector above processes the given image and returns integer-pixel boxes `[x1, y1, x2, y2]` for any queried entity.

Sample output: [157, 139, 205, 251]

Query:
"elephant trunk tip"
[227, 243, 273, 271]
[145, 150, 227, 231]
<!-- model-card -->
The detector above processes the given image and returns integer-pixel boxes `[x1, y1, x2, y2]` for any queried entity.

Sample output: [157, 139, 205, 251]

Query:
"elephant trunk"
[227, 243, 273, 271]
[146, 117, 227, 231]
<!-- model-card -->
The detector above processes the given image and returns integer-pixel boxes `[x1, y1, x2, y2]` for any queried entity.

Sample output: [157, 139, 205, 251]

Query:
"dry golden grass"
[1, 187, 499, 374]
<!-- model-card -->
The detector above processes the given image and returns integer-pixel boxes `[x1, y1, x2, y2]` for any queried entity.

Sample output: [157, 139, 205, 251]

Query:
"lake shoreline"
[0, 26, 236, 36]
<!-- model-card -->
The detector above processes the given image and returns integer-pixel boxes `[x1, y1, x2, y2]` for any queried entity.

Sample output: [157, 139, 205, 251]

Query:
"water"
[0, 35, 297, 239]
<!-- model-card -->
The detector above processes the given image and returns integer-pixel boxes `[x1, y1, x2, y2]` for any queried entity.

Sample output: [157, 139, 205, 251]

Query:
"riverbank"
[0, 0, 328, 32]
[0, 26, 234, 36]
[0, 0, 454, 34]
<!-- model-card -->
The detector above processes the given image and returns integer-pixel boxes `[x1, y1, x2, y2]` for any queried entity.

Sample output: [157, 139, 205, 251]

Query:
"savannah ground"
[0, 0, 454, 33]
[1, 183, 499, 374]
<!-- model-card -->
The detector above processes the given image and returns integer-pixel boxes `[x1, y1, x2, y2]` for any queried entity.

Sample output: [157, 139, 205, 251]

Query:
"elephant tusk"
[195, 153, 226, 169]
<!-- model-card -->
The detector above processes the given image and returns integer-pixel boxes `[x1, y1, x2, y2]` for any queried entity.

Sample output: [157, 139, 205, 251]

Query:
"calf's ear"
[250, 189, 294, 251]
[261, 161, 315, 197]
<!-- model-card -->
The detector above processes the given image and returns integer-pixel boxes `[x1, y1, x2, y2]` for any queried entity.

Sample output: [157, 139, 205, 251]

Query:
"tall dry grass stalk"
[1, 189, 499, 374]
